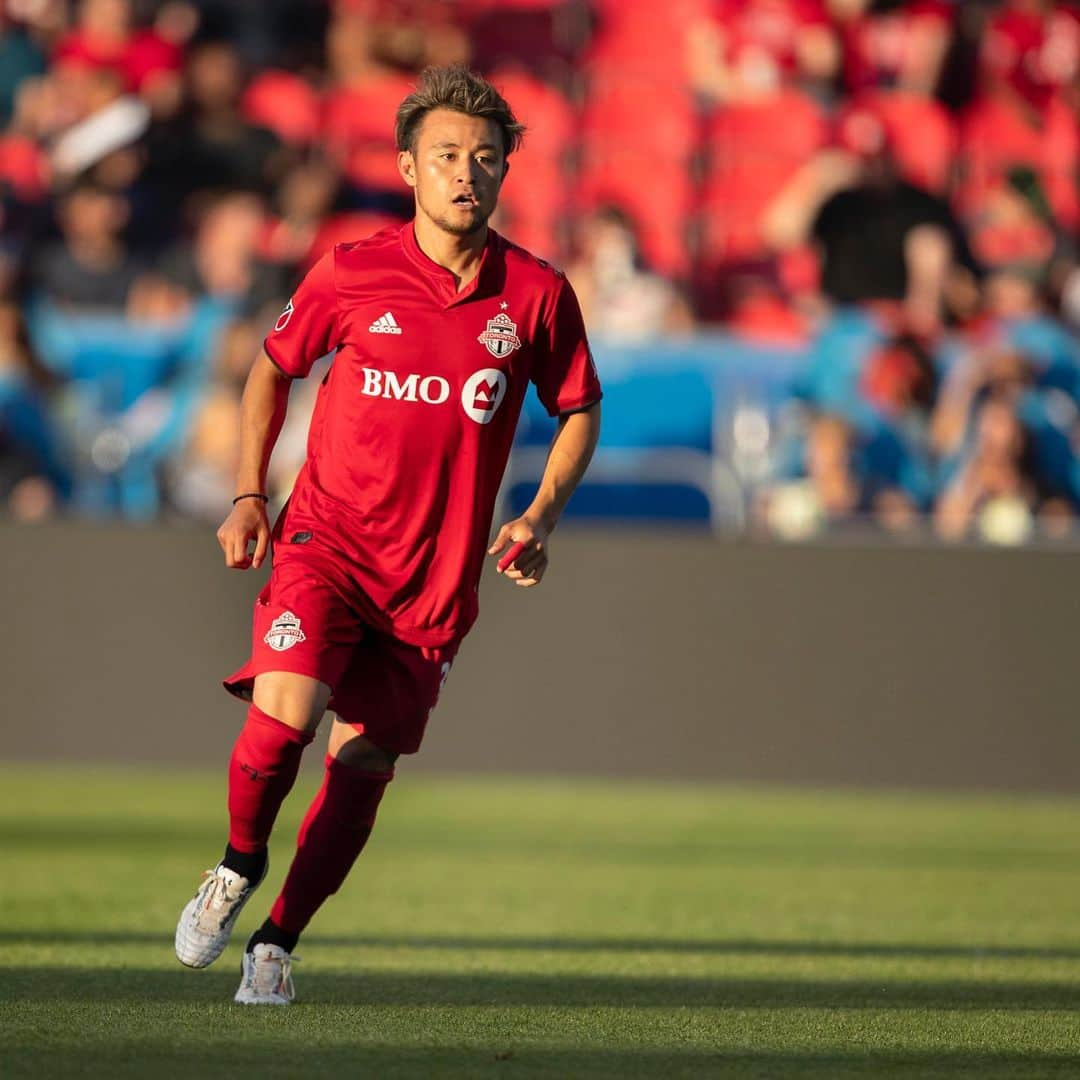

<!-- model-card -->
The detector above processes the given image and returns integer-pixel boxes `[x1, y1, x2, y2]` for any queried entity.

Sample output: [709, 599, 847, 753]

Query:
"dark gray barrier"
[2, 523, 1077, 793]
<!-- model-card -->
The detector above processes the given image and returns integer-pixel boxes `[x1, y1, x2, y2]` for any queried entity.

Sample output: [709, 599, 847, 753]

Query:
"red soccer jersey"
[263, 221, 601, 647]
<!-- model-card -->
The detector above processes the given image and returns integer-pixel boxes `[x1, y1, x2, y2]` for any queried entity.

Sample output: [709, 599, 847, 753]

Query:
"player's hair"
[395, 65, 525, 158]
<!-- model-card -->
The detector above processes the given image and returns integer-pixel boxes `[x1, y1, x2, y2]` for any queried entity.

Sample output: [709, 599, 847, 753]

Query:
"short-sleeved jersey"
[263, 221, 602, 647]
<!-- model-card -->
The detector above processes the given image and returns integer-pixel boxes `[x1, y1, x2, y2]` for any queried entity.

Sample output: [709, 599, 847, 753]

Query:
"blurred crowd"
[0, 0, 1076, 542]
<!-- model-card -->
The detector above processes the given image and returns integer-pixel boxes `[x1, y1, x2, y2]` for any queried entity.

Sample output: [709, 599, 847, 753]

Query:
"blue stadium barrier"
[507, 334, 807, 527]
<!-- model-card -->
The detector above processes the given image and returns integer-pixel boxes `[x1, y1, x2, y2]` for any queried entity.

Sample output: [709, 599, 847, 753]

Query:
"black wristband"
[232, 493, 269, 505]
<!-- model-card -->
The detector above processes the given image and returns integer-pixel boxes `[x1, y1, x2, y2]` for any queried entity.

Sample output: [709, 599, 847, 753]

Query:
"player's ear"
[501, 158, 510, 181]
[398, 150, 417, 189]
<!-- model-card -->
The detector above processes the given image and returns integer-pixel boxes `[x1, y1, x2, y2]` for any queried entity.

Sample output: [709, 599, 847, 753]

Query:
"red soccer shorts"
[223, 545, 456, 755]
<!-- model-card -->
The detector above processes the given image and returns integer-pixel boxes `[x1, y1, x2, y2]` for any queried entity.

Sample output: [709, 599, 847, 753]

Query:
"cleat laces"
[194, 870, 246, 933]
[251, 949, 297, 1001]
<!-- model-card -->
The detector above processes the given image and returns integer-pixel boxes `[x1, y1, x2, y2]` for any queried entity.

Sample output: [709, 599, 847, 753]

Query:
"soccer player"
[173, 65, 602, 1005]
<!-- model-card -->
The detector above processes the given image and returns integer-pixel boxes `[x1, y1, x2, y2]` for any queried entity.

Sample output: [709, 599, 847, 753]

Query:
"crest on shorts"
[265, 610, 306, 652]
[478, 312, 521, 358]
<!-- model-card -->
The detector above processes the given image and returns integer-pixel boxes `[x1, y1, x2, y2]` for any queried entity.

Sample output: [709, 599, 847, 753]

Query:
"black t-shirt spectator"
[144, 119, 283, 205]
[31, 244, 143, 311]
[812, 180, 976, 304]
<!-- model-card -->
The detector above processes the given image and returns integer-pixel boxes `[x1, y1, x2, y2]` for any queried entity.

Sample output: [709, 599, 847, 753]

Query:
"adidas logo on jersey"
[369, 312, 402, 335]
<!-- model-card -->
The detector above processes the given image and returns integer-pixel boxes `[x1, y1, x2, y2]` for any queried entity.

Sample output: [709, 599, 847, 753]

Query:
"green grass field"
[3, 765, 1079, 1078]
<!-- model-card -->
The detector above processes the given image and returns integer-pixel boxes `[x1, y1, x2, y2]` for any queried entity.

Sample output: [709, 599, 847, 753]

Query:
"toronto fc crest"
[265, 610, 306, 651]
[478, 312, 521, 358]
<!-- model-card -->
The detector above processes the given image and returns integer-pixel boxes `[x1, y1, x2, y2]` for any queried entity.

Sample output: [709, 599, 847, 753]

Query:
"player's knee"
[329, 724, 398, 773]
[252, 672, 330, 733]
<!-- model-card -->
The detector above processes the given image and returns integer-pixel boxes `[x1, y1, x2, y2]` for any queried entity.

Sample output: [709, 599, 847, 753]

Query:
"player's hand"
[488, 515, 550, 588]
[217, 499, 271, 570]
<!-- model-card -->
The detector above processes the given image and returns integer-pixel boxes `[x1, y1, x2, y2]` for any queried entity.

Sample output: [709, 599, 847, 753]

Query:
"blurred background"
[4, 8, 1079, 1064]
[0, 0, 1076, 544]
[1, 0, 1079, 791]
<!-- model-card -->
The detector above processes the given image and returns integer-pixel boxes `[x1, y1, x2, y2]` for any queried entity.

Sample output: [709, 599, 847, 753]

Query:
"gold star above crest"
[500, 301, 509, 310]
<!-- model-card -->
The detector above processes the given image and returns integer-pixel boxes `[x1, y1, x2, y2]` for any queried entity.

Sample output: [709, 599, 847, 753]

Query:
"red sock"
[269, 755, 392, 935]
[227, 705, 315, 854]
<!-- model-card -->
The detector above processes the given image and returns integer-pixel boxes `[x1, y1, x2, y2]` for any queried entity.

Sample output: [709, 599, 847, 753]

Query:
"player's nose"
[460, 158, 485, 184]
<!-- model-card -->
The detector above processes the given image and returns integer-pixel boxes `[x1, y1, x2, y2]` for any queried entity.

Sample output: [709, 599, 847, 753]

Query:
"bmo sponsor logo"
[461, 368, 507, 425]
[361, 368, 450, 404]
[360, 367, 508, 424]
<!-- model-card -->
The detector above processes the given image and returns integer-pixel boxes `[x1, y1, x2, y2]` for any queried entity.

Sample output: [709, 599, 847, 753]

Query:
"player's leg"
[176, 546, 358, 970]
[233, 636, 454, 1004]
[234, 725, 396, 1005]
[175, 673, 330, 970]
[223, 672, 331, 880]
[253, 723, 397, 945]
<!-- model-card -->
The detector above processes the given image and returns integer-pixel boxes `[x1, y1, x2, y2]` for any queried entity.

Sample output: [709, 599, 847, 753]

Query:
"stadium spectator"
[143, 39, 285, 209]
[688, 0, 841, 105]
[0, 299, 69, 519]
[258, 157, 344, 270]
[167, 316, 254, 519]
[0, 14, 47, 127]
[956, 0, 1078, 235]
[157, 189, 285, 312]
[0, 0, 1076, 540]
[830, 0, 954, 97]
[761, 409, 930, 537]
[30, 175, 142, 312]
[566, 206, 694, 339]
[52, 0, 183, 100]
[321, 12, 420, 209]
[810, 116, 977, 336]
[933, 392, 1073, 542]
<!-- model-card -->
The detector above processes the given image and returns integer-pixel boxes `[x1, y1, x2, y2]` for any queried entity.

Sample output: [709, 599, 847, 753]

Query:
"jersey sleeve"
[532, 276, 603, 417]
[263, 250, 340, 378]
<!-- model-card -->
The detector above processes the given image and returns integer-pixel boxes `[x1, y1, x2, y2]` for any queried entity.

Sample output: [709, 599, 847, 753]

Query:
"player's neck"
[412, 215, 488, 292]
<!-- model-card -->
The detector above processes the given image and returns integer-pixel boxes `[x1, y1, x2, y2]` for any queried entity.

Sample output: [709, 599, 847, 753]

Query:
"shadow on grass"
[4, 929, 1080, 962]
[3, 966, 1080, 1009]
[4, 1043, 1080, 1080]
[3, 820, 1075, 871]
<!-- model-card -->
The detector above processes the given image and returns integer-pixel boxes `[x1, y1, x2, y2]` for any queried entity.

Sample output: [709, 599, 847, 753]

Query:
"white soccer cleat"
[234, 942, 296, 1005]
[174, 862, 266, 969]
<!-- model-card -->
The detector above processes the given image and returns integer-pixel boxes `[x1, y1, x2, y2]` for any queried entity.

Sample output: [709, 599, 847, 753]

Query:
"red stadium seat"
[488, 68, 575, 262]
[581, 67, 699, 158]
[584, 0, 711, 73]
[577, 149, 696, 276]
[464, 0, 580, 72]
[322, 71, 417, 192]
[242, 71, 322, 146]
[956, 95, 1078, 231]
[0, 134, 50, 202]
[491, 67, 574, 160]
[837, 92, 955, 194]
[700, 88, 826, 264]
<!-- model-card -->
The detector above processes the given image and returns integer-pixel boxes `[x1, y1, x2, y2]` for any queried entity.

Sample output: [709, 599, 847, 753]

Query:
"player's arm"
[216, 350, 293, 570]
[488, 401, 601, 588]
[217, 250, 340, 569]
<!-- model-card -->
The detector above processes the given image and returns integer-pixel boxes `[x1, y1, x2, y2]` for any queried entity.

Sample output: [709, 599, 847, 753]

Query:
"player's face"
[399, 109, 508, 237]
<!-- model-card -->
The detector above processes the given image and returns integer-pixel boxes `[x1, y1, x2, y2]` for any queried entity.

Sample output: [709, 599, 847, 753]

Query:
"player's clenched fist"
[488, 516, 550, 587]
[217, 499, 271, 570]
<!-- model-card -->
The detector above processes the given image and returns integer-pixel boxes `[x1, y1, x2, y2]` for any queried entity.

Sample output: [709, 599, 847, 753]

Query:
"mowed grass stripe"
[2, 766, 1079, 1078]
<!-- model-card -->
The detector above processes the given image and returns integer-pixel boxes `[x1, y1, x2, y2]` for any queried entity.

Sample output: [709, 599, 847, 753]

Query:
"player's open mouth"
[453, 195, 478, 208]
